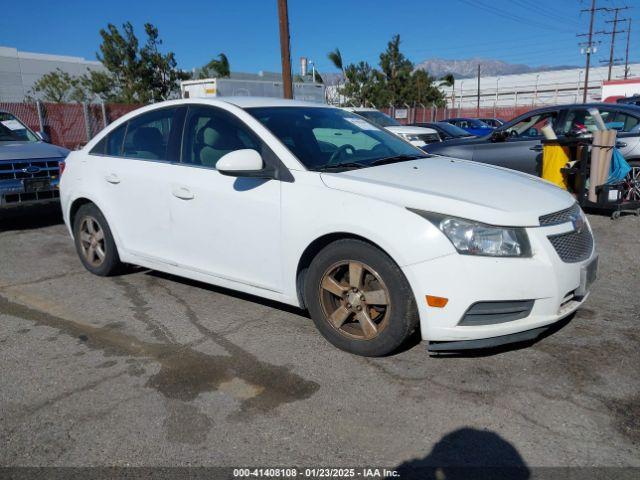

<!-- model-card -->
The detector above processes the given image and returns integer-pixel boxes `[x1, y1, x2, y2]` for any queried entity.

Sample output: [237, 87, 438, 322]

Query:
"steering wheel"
[327, 144, 356, 165]
[509, 129, 519, 138]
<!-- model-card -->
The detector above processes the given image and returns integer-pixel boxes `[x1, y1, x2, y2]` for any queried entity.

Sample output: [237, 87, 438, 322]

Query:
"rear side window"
[122, 108, 178, 161]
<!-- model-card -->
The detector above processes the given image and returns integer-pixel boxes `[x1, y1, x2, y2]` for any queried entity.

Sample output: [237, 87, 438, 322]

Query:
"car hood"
[0, 141, 70, 161]
[320, 156, 574, 227]
[386, 125, 437, 135]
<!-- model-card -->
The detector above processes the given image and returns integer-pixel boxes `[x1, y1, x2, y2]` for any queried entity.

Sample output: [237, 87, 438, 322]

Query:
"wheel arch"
[295, 232, 398, 309]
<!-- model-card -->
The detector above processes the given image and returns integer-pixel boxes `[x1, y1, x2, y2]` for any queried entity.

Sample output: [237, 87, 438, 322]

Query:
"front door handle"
[104, 173, 120, 184]
[616, 141, 627, 148]
[529, 145, 543, 152]
[172, 186, 195, 200]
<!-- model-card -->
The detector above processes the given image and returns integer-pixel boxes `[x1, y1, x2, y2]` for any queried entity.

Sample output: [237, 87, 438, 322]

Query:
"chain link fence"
[0, 101, 141, 149]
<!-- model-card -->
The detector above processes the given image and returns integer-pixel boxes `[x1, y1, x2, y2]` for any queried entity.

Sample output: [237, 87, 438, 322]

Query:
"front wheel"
[304, 239, 419, 356]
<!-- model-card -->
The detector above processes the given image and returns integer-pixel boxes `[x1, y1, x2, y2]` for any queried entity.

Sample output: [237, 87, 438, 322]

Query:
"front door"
[168, 105, 283, 292]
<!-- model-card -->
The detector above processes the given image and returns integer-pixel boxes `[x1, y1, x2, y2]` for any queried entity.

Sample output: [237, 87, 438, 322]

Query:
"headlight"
[408, 209, 532, 257]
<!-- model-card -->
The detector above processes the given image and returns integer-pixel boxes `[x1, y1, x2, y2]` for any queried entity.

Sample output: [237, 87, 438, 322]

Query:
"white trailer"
[180, 78, 326, 103]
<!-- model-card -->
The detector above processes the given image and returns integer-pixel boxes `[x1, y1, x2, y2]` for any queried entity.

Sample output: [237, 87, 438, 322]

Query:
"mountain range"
[414, 58, 577, 79]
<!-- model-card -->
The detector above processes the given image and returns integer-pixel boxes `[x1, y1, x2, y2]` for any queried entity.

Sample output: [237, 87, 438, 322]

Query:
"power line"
[602, 7, 631, 80]
[577, 0, 609, 103]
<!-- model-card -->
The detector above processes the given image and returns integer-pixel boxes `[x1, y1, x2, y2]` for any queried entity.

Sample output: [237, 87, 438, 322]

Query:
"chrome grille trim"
[539, 203, 581, 227]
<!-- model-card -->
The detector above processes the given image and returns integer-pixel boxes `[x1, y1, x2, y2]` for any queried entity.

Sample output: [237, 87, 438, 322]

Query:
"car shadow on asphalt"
[394, 427, 530, 479]
[0, 204, 63, 232]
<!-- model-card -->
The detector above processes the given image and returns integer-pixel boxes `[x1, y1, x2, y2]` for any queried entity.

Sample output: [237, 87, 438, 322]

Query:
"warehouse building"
[439, 63, 640, 109]
[0, 46, 105, 102]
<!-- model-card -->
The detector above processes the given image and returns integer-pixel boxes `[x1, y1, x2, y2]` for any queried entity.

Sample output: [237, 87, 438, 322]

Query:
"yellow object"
[542, 145, 570, 190]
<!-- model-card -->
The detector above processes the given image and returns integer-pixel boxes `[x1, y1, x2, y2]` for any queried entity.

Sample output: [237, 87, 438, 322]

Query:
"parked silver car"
[0, 111, 68, 208]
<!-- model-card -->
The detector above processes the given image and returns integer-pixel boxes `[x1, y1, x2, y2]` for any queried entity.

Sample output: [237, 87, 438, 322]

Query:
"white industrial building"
[0, 46, 105, 102]
[439, 63, 640, 109]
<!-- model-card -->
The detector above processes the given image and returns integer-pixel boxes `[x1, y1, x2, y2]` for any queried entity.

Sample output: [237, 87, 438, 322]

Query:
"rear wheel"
[622, 161, 640, 202]
[304, 239, 419, 356]
[73, 203, 123, 276]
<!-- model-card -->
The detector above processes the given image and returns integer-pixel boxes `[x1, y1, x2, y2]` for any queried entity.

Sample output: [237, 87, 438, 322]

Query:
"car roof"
[223, 96, 331, 109]
[518, 102, 640, 114]
[341, 107, 379, 112]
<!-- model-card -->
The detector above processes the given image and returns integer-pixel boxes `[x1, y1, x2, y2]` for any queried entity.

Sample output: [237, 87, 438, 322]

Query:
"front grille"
[459, 300, 534, 326]
[539, 203, 581, 226]
[0, 158, 61, 181]
[3, 189, 59, 205]
[418, 133, 440, 144]
[548, 228, 594, 263]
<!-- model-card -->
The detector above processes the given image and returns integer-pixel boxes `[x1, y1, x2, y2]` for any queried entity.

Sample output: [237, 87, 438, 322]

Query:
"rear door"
[89, 106, 185, 262]
[472, 110, 560, 175]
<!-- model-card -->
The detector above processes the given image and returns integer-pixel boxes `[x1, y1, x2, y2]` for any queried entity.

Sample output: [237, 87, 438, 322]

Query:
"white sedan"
[59, 97, 597, 356]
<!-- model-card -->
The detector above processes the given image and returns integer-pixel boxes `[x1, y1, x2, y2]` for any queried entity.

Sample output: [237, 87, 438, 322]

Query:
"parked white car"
[60, 97, 597, 356]
[342, 107, 440, 147]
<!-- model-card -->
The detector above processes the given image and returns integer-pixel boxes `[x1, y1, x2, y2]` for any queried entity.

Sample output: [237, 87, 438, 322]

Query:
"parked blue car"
[0, 111, 68, 209]
[443, 118, 495, 137]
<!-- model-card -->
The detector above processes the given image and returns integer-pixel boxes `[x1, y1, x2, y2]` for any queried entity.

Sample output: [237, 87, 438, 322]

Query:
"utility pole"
[577, 0, 607, 103]
[476, 64, 480, 117]
[624, 18, 632, 79]
[603, 7, 630, 80]
[277, 0, 293, 99]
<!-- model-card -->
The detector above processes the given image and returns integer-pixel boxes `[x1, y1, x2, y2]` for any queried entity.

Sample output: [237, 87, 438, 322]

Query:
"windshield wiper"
[311, 162, 369, 172]
[368, 154, 428, 167]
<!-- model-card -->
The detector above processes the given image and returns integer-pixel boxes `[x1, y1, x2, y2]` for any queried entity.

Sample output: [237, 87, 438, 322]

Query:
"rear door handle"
[172, 186, 194, 200]
[529, 145, 543, 152]
[104, 173, 120, 184]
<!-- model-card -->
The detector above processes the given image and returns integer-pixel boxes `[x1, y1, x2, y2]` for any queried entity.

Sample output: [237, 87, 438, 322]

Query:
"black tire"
[304, 239, 419, 357]
[73, 203, 123, 276]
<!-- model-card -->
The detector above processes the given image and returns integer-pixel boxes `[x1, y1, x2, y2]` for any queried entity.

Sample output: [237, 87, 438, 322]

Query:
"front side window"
[247, 107, 426, 171]
[504, 112, 557, 138]
[122, 108, 177, 161]
[181, 106, 260, 168]
[0, 112, 38, 142]
[609, 111, 640, 133]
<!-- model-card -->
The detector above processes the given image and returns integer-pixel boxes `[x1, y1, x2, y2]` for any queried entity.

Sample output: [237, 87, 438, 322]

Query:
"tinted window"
[122, 108, 177, 161]
[610, 111, 640, 133]
[181, 106, 260, 168]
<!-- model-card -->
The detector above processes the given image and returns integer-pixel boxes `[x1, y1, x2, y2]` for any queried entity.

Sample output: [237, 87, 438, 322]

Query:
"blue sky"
[1, 0, 637, 74]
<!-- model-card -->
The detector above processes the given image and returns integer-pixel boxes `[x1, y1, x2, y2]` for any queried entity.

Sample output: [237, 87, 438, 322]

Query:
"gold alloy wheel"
[318, 260, 391, 340]
[78, 215, 106, 267]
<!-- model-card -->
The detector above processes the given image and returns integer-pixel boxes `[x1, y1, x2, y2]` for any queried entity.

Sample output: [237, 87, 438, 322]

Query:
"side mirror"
[36, 130, 50, 143]
[216, 149, 274, 179]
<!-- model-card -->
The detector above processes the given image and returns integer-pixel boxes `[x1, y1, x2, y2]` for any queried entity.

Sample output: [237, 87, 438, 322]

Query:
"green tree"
[327, 48, 345, 76]
[199, 53, 231, 79]
[379, 34, 414, 104]
[29, 69, 90, 103]
[96, 22, 185, 103]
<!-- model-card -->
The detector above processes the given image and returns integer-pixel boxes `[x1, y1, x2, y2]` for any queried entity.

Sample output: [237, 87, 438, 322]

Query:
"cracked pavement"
[0, 205, 638, 468]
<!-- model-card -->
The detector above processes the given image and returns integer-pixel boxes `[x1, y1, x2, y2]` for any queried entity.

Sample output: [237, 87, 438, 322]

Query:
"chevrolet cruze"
[59, 98, 597, 356]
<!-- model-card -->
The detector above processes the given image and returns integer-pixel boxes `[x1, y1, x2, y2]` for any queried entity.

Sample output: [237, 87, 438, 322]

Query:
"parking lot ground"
[0, 205, 639, 469]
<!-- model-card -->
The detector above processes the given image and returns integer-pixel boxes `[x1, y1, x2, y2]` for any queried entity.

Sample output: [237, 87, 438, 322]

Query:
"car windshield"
[246, 107, 428, 171]
[353, 110, 401, 127]
[0, 112, 38, 142]
[435, 122, 473, 137]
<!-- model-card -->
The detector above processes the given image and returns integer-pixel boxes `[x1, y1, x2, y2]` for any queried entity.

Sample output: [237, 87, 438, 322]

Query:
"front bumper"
[402, 221, 596, 343]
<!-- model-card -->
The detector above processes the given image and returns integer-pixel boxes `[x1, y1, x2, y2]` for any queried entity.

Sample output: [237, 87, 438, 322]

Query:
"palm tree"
[199, 53, 230, 79]
[439, 73, 455, 88]
[327, 48, 345, 77]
